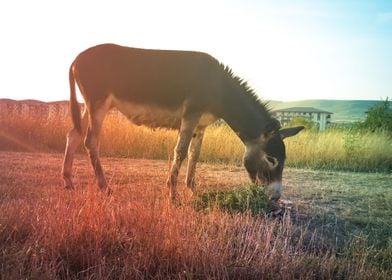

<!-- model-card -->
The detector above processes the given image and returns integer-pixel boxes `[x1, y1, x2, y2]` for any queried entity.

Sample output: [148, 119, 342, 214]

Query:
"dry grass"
[1, 112, 391, 171]
[100, 115, 244, 164]
[285, 129, 392, 172]
[0, 152, 391, 279]
[0, 114, 68, 152]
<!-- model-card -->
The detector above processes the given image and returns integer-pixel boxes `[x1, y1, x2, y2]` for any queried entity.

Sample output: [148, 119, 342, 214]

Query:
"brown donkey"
[62, 44, 303, 202]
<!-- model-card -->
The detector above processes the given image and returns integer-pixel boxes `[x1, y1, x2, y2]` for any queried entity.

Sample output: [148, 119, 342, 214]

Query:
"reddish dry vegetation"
[0, 152, 390, 279]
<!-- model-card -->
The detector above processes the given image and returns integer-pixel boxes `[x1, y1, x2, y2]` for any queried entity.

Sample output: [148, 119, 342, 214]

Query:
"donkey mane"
[219, 64, 278, 138]
[221, 64, 272, 115]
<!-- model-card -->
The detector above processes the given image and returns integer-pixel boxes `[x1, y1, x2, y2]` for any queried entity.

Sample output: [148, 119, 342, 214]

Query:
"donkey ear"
[279, 126, 304, 140]
[261, 118, 281, 140]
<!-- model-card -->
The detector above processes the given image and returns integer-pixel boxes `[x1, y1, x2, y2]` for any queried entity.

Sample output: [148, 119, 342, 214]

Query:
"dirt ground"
[0, 151, 249, 193]
[1, 150, 390, 196]
[1, 150, 391, 248]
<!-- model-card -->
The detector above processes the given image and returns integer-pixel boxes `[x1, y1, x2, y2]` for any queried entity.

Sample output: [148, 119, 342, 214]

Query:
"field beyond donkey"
[1, 112, 391, 172]
[1, 151, 391, 279]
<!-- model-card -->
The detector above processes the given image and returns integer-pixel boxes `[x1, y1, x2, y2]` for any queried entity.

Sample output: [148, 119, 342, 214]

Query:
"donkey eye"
[266, 156, 277, 164]
[263, 155, 279, 170]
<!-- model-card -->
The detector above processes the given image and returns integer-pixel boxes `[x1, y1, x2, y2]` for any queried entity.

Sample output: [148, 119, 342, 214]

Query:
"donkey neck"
[220, 71, 278, 143]
[222, 97, 275, 142]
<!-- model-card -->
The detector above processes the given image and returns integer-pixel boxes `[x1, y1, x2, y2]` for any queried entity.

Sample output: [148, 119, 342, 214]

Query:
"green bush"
[359, 98, 392, 132]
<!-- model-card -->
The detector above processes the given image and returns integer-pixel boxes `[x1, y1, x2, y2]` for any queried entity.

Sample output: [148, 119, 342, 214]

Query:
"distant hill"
[267, 99, 383, 123]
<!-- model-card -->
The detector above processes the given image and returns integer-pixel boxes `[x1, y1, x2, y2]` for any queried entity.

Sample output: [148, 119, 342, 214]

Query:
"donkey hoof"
[63, 179, 74, 190]
[186, 184, 196, 193]
[63, 174, 74, 190]
[169, 191, 181, 204]
[170, 192, 178, 201]
[64, 184, 74, 190]
[99, 186, 113, 196]
[171, 196, 182, 207]
[105, 188, 113, 196]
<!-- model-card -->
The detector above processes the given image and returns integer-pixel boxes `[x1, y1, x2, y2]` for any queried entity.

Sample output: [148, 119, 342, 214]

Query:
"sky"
[0, 0, 391, 102]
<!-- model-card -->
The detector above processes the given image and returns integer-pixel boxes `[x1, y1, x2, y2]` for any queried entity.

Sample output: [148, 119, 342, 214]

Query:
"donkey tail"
[69, 64, 81, 133]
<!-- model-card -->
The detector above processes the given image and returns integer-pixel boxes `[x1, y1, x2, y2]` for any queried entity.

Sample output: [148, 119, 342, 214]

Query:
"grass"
[0, 152, 391, 279]
[284, 169, 392, 230]
[1, 111, 391, 171]
[194, 184, 269, 215]
[0, 110, 391, 278]
[285, 128, 392, 172]
[281, 168, 392, 270]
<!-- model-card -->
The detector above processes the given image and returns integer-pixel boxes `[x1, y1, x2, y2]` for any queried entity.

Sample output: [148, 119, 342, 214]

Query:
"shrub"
[359, 98, 392, 132]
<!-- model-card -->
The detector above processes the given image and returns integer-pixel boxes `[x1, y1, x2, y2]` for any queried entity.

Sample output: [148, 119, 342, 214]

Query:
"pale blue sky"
[0, 0, 391, 101]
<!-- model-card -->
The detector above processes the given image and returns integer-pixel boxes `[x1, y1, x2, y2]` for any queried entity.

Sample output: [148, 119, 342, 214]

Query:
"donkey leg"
[185, 127, 205, 192]
[84, 101, 111, 192]
[167, 114, 201, 200]
[62, 110, 88, 189]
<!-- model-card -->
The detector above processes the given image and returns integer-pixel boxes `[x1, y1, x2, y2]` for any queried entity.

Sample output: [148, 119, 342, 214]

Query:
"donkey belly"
[112, 96, 218, 130]
[112, 97, 183, 129]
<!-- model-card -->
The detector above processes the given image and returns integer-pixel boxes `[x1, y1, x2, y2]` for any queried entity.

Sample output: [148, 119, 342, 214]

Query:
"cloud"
[377, 12, 392, 23]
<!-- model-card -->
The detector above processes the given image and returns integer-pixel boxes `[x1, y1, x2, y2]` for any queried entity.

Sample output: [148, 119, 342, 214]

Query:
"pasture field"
[1, 113, 391, 172]
[0, 151, 391, 279]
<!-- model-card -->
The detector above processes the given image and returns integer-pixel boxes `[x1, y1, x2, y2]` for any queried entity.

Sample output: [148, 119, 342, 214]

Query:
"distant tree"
[287, 116, 314, 130]
[360, 98, 392, 132]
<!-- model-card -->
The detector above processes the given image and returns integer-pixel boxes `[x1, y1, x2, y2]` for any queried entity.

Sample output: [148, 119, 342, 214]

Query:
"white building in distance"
[272, 107, 333, 131]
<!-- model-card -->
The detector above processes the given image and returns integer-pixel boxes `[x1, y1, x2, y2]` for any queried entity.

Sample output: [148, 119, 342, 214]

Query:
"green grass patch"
[195, 184, 269, 214]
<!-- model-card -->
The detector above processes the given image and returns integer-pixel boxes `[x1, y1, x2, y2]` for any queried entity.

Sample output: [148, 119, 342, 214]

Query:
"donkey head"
[244, 126, 304, 201]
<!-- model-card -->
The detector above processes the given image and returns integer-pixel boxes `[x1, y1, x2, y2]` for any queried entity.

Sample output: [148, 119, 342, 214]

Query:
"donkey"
[62, 44, 303, 202]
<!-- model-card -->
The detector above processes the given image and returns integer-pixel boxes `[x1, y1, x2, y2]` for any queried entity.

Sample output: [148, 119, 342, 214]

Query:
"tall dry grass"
[285, 129, 392, 172]
[1, 181, 389, 279]
[1, 111, 391, 171]
[99, 115, 244, 164]
[0, 114, 69, 152]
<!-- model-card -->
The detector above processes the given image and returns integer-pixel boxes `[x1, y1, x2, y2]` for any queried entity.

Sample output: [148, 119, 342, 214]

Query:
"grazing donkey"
[62, 44, 303, 202]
